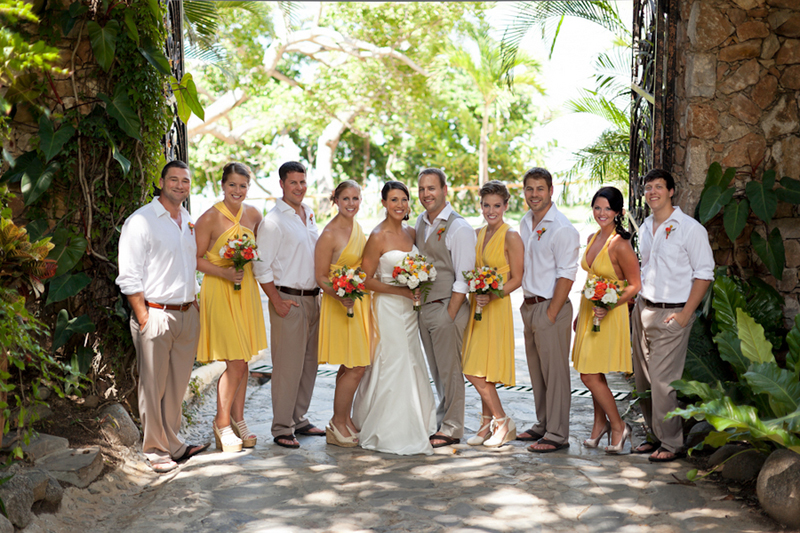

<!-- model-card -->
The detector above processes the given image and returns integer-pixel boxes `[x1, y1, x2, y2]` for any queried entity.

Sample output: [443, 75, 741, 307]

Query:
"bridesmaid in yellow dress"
[572, 186, 640, 454]
[314, 180, 370, 447]
[461, 181, 524, 448]
[195, 162, 267, 453]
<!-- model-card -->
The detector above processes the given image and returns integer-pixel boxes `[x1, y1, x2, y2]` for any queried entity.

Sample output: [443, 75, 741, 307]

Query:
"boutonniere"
[665, 225, 674, 239]
[309, 212, 315, 224]
[437, 226, 446, 241]
[188, 222, 195, 235]
[536, 227, 546, 241]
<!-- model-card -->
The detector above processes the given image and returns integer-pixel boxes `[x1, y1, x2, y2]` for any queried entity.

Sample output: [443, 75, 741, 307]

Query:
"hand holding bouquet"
[392, 253, 437, 312]
[463, 267, 505, 321]
[327, 266, 367, 318]
[219, 235, 260, 290]
[582, 276, 626, 331]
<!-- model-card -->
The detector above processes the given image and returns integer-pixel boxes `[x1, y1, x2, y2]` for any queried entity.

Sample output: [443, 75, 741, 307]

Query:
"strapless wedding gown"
[352, 248, 437, 455]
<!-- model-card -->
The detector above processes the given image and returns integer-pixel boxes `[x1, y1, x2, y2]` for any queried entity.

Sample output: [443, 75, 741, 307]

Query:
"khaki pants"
[269, 294, 320, 437]
[419, 298, 469, 439]
[631, 299, 695, 453]
[131, 306, 199, 463]
[520, 300, 573, 444]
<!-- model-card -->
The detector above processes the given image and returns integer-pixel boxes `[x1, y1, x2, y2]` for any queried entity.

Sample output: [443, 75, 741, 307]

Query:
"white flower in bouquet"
[419, 271, 429, 282]
[429, 267, 437, 279]
[408, 276, 420, 289]
[601, 291, 619, 305]
[397, 274, 408, 285]
[584, 286, 595, 299]
[346, 268, 356, 279]
[337, 288, 346, 297]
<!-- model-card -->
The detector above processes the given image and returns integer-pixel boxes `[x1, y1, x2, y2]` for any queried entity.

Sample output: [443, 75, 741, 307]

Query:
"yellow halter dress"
[197, 202, 267, 363]
[318, 222, 371, 368]
[461, 223, 515, 386]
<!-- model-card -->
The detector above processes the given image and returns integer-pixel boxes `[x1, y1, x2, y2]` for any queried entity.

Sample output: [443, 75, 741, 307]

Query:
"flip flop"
[648, 447, 686, 463]
[175, 442, 210, 462]
[633, 441, 660, 454]
[516, 429, 544, 442]
[151, 460, 178, 473]
[274, 435, 300, 449]
[429, 435, 460, 448]
[527, 438, 570, 453]
[295, 424, 325, 436]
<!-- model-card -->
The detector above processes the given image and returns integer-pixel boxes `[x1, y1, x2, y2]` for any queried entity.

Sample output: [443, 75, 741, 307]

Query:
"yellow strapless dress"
[197, 202, 267, 363]
[318, 222, 371, 368]
[461, 224, 515, 385]
[572, 230, 632, 374]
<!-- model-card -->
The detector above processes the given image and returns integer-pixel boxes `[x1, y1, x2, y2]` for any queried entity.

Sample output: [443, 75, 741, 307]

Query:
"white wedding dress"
[352, 248, 437, 455]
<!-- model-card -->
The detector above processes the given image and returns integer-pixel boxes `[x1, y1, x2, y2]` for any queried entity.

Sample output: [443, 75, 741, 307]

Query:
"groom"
[415, 167, 477, 447]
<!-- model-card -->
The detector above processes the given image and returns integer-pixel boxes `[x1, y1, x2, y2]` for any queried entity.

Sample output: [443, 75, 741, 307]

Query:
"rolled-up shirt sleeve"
[447, 221, 477, 294]
[552, 225, 580, 281]
[253, 216, 279, 284]
[687, 223, 715, 281]
[116, 215, 148, 295]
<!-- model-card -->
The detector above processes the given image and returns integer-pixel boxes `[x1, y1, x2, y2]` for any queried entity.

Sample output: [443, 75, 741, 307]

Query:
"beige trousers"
[131, 306, 199, 463]
[631, 299, 695, 453]
[268, 293, 320, 437]
[520, 299, 573, 444]
[419, 298, 469, 439]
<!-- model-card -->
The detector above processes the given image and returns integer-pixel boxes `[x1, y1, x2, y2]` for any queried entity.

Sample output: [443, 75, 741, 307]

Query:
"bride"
[352, 181, 437, 455]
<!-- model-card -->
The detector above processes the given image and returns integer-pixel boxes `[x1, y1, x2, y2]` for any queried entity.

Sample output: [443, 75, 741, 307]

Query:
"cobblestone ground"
[29, 292, 778, 533]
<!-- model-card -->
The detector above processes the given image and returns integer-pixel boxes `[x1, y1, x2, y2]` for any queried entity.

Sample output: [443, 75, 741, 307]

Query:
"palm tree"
[445, 24, 542, 186]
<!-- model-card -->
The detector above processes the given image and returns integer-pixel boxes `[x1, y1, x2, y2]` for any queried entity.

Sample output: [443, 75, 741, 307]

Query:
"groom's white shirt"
[419, 202, 476, 294]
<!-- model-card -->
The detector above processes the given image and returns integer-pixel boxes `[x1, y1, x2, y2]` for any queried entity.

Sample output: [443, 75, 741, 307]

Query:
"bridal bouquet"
[462, 267, 505, 321]
[392, 253, 437, 312]
[219, 235, 260, 290]
[582, 276, 626, 332]
[327, 266, 368, 318]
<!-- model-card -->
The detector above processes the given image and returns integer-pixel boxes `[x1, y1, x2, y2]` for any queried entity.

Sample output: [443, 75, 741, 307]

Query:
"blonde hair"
[480, 180, 510, 203]
[330, 180, 360, 203]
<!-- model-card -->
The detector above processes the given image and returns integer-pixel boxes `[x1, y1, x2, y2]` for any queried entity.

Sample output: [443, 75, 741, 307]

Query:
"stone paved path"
[28, 292, 778, 533]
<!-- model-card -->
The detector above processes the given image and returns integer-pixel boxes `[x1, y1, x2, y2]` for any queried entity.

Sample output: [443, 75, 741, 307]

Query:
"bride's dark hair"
[591, 186, 631, 240]
[381, 181, 410, 221]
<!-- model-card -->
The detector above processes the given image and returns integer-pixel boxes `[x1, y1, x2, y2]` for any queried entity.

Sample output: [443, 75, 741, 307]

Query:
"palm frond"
[565, 92, 630, 128]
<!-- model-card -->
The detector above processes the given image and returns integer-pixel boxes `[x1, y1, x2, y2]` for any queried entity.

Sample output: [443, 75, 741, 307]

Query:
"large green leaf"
[683, 319, 728, 383]
[25, 219, 49, 242]
[698, 185, 735, 224]
[1, 151, 38, 184]
[670, 379, 723, 403]
[170, 73, 205, 123]
[38, 115, 75, 163]
[715, 329, 749, 374]
[751, 227, 785, 280]
[53, 310, 95, 351]
[3, 73, 41, 105]
[745, 170, 778, 223]
[46, 272, 92, 305]
[723, 198, 749, 242]
[124, 10, 139, 47]
[21, 160, 59, 206]
[745, 277, 784, 336]
[138, 42, 171, 76]
[776, 177, 800, 205]
[712, 275, 747, 334]
[98, 90, 141, 141]
[737, 307, 774, 365]
[47, 227, 87, 276]
[787, 315, 800, 376]
[87, 20, 120, 72]
[744, 362, 800, 418]
[702, 162, 736, 192]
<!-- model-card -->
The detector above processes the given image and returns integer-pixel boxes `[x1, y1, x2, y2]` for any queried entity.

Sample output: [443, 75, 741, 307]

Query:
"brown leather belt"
[145, 301, 194, 312]
[278, 286, 320, 297]
[642, 297, 685, 309]
[524, 295, 549, 305]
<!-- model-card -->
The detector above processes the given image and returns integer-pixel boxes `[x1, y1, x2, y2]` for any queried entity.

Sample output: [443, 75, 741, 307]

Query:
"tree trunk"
[479, 102, 490, 186]
[314, 109, 362, 213]
[0, 349, 6, 439]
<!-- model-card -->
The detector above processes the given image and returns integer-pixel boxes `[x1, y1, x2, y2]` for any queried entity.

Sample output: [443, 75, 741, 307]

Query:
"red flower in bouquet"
[583, 276, 626, 332]
[462, 267, 505, 321]
[392, 253, 437, 312]
[327, 266, 367, 318]
[218, 235, 260, 290]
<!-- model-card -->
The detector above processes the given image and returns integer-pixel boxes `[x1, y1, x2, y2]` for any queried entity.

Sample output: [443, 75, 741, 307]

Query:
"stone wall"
[672, 0, 800, 323]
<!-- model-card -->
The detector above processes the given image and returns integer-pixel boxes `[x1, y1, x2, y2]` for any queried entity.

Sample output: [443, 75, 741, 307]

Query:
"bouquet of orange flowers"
[463, 267, 505, 321]
[327, 266, 368, 318]
[392, 253, 437, 312]
[582, 276, 626, 332]
[219, 235, 260, 290]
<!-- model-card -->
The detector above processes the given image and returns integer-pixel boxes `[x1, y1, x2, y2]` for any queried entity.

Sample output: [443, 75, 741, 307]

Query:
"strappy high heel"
[583, 421, 611, 448]
[214, 421, 243, 453]
[231, 418, 257, 448]
[604, 423, 631, 454]
[326, 420, 358, 448]
[484, 416, 517, 448]
[467, 415, 493, 446]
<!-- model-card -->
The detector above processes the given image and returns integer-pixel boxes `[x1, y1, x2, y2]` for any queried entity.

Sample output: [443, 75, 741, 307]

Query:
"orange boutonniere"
[309, 212, 314, 223]
[665, 225, 674, 239]
[536, 227, 546, 241]
[188, 222, 195, 235]
[437, 226, 446, 241]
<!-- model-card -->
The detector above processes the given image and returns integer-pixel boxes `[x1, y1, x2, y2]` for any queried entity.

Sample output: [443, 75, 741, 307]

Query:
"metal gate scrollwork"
[630, 0, 676, 227]
[162, 0, 188, 166]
